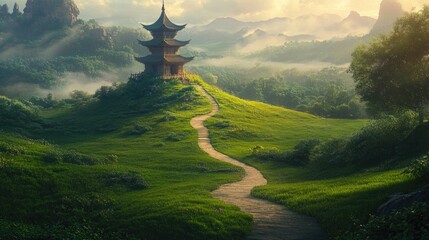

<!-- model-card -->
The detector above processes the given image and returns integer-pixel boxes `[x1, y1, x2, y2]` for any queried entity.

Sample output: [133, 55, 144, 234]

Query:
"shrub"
[102, 171, 148, 190]
[251, 140, 320, 166]
[104, 154, 119, 164]
[0, 157, 13, 169]
[129, 124, 152, 135]
[311, 138, 348, 164]
[43, 150, 64, 164]
[0, 142, 26, 155]
[62, 151, 99, 165]
[214, 121, 231, 129]
[166, 132, 186, 142]
[0, 96, 39, 126]
[403, 154, 429, 179]
[347, 203, 429, 240]
[43, 149, 116, 165]
[312, 112, 419, 165]
[250, 145, 265, 155]
[159, 111, 178, 122]
[285, 139, 320, 166]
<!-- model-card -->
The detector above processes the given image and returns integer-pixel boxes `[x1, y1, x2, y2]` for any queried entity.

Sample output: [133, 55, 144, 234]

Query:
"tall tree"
[350, 6, 429, 124]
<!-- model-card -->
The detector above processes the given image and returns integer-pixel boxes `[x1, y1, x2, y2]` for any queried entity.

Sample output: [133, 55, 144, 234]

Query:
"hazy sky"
[2, 0, 426, 25]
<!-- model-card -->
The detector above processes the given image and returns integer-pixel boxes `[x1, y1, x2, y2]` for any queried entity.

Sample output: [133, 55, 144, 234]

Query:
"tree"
[350, 6, 429, 124]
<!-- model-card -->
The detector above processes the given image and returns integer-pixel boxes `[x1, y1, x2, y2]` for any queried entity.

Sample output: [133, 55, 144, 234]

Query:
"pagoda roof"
[142, 8, 186, 31]
[138, 39, 190, 47]
[136, 55, 194, 64]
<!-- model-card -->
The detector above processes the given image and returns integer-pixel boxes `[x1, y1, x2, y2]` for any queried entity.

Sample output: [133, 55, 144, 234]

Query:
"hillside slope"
[0, 76, 253, 240]
[192, 76, 422, 238]
[1, 74, 388, 239]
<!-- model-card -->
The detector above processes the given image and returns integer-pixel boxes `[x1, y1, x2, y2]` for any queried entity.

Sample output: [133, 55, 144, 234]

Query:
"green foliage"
[191, 66, 367, 119]
[166, 132, 187, 142]
[0, 142, 26, 155]
[347, 203, 429, 240]
[350, 7, 429, 124]
[0, 96, 40, 128]
[0, 57, 110, 89]
[43, 149, 116, 165]
[102, 171, 149, 190]
[403, 154, 429, 180]
[312, 112, 419, 165]
[129, 124, 152, 135]
[251, 139, 320, 166]
[251, 36, 368, 64]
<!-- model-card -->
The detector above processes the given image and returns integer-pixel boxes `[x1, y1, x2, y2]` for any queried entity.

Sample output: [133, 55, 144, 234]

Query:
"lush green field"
[2, 74, 422, 239]
[0, 78, 253, 239]
[192, 76, 420, 238]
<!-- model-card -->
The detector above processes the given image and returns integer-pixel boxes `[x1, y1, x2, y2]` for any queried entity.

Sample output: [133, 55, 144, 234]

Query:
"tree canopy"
[350, 6, 429, 124]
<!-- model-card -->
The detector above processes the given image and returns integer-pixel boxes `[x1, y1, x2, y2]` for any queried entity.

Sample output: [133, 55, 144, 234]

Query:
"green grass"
[0, 78, 252, 239]
[1, 74, 422, 239]
[189, 76, 420, 239]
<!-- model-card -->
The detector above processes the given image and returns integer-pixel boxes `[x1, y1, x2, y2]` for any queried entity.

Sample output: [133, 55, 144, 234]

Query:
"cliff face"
[23, 0, 80, 28]
[370, 0, 405, 35]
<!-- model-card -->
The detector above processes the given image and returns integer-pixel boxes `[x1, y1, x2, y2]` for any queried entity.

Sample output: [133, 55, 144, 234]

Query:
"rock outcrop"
[370, 0, 405, 35]
[23, 0, 80, 29]
[377, 184, 429, 216]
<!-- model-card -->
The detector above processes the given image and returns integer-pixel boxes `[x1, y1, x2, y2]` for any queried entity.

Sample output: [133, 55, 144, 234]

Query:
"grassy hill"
[0, 77, 252, 240]
[1, 74, 424, 239]
[193, 77, 424, 238]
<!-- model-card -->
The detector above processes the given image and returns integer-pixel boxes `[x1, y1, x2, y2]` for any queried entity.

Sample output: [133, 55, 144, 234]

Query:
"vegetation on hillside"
[190, 74, 428, 239]
[350, 6, 429, 124]
[191, 66, 367, 119]
[0, 75, 253, 240]
[250, 36, 369, 64]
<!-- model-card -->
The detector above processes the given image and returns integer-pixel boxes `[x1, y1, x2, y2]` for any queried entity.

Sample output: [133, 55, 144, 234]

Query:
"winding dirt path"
[190, 85, 328, 240]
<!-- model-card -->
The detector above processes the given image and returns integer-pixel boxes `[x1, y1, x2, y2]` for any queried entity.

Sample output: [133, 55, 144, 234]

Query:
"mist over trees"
[192, 66, 367, 119]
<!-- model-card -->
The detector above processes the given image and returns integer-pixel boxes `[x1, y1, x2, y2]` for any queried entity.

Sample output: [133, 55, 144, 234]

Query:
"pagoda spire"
[136, 0, 193, 79]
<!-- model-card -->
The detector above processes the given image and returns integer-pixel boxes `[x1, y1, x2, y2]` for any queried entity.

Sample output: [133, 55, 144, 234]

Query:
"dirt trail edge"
[190, 85, 328, 240]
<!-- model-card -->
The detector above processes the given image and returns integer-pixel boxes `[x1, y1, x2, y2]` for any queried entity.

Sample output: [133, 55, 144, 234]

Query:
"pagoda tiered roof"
[142, 8, 186, 31]
[135, 55, 194, 64]
[138, 39, 190, 47]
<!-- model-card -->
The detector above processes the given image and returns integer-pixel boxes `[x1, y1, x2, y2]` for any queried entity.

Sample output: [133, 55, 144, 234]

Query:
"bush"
[312, 112, 419, 165]
[311, 138, 348, 164]
[0, 96, 40, 126]
[159, 111, 178, 122]
[214, 121, 231, 129]
[166, 132, 186, 142]
[129, 124, 152, 135]
[0, 142, 26, 155]
[286, 139, 320, 166]
[403, 154, 429, 179]
[348, 203, 429, 240]
[104, 154, 119, 164]
[251, 140, 320, 166]
[0, 157, 13, 169]
[102, 171, 148, 190]
[43, 149, 116, 165]
[62, 151, 99, 165]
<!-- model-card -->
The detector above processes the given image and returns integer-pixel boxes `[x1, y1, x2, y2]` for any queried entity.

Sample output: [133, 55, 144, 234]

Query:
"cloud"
[1, 0, 426, 25]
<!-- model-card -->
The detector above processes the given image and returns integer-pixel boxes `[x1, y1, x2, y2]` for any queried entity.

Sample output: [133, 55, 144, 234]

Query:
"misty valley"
[0, 0, 429, 240]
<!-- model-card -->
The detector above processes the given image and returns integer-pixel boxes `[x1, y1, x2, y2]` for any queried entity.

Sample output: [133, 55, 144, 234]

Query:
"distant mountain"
[327, 11, 376, 35]
[370, 0, 405, 35]
[181, 12, 376, 54]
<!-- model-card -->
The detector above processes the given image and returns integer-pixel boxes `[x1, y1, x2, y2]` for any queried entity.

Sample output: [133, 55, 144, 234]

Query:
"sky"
[2, 0, 426, 25]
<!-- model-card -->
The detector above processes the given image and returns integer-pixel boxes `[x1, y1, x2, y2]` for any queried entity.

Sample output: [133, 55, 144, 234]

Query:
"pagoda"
[136, 1, 193, 79]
